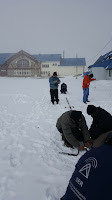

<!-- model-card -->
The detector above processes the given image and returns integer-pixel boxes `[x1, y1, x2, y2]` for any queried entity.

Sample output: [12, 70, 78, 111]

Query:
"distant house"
[0, 50, 86, 77]
[88, 51, 112, 80]
[59, 58, 85, 76]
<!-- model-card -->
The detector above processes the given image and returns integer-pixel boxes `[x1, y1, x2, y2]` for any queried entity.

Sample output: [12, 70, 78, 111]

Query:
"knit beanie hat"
[70, 111, 82, 122]
[53, 72, 57, 76]
[89, 73, 93, 78]
[87, 105, 96, 115]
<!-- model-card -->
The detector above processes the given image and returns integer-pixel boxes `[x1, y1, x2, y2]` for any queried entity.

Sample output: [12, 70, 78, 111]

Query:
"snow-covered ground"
[0, 75, 112, 200]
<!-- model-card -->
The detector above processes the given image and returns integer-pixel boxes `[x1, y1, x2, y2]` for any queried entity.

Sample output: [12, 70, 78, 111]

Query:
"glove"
[84, 142, 91, 149]
[85, 139, 93, 149]
[78, 145, 85, 151]
[55, 83, 58, 86]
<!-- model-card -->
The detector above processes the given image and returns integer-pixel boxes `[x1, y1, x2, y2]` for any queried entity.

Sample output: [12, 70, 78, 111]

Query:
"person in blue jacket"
[49, 72, 60, 104]
[61, 131, 112, 200]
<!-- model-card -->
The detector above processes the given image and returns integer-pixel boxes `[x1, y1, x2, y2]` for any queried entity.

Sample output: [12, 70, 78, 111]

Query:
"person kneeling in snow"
[87, 105, 112, 147]
[60, 83, 67, 94]
[56, 110, 91, 150]
[60, 131, 112, 200]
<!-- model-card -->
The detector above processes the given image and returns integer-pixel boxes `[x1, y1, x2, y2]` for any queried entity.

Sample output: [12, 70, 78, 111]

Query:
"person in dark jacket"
[49, 72, 61, 104]
[60, 131, 112, 200]
[56, 110, 91, 150]
[87, 105, 112, 147]
[60, 83, 67, 94]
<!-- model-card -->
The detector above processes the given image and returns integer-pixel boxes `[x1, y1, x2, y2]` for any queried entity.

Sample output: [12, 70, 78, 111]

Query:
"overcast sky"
[0, 0, 112, 66]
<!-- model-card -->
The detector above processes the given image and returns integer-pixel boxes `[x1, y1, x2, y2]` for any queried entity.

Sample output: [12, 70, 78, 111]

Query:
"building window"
[53, 63, 57, 66]
[17, 59, 29, 68]
[42, 64, 49, 68]
[14, 69, 31, 76]
[41, 71, 49, 75]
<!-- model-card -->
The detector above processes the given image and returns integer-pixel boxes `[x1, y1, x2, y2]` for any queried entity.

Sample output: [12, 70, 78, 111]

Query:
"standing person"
[49, 72, 61, 104]
[56, 110, 91, 150]
[60, 131, 112, 200]
[82, 73, 96, 104]
[87, 105, 112, 147]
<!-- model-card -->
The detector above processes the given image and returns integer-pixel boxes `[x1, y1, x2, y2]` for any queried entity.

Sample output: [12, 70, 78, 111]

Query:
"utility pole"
[76, 54, 78, 79]
[63, 50, 64, 64]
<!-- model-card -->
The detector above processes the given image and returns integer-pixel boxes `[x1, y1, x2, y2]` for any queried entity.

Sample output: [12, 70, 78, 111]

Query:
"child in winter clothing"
[60, 83, 67, 94]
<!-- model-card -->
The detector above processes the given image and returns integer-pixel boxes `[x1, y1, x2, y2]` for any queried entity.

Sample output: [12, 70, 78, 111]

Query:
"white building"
[0, 50, 86, 77]
[89, 51, 112, 80]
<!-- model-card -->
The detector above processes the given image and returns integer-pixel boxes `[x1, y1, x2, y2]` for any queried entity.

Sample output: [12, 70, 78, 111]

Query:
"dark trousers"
[60, 88, 67, 94]
[50, 89, 59, 103]
[72, 128, 84, 141]
[58, 128, 84, 147]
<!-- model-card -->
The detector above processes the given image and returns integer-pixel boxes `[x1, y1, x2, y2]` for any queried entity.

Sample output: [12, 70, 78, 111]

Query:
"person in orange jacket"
[82, 73, 96, 104]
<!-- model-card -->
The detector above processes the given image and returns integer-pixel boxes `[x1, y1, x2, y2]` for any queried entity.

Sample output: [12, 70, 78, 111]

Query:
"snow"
[0, 76, 111, 200]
